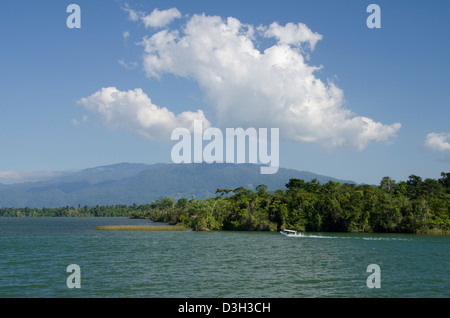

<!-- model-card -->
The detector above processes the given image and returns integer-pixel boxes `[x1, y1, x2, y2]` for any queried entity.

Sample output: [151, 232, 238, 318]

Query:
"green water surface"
[0, 217, 448, 298]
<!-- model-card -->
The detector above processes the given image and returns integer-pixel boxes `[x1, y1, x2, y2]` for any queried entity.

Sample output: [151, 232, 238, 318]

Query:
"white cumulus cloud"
[78, 87, 210, 140]
[138, 12, 401, 150]
[424, 132, 450, 152]
[142, 8, 181, 28]
[121, 5, 180, 29]
[262, 22, 323, 50]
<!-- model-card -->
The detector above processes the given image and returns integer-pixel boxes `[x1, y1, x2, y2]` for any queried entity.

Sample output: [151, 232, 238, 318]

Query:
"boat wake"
[280, 230, 413, 241]
[301, 234, 338, 239]
[362, 237, 412, 241]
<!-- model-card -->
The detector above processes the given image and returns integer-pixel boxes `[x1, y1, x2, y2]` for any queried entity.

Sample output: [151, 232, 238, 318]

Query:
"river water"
[0, 217, 448, 298]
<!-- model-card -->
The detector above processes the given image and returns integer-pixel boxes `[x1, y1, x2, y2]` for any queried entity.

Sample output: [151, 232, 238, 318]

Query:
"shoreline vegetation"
[1, 173, 449, 235]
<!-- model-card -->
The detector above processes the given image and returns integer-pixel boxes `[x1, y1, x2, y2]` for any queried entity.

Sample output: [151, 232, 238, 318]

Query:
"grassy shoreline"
[95, 225, 187, 231]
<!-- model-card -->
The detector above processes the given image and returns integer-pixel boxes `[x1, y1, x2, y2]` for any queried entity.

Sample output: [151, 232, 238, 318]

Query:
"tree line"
[1, 173, 449, 234]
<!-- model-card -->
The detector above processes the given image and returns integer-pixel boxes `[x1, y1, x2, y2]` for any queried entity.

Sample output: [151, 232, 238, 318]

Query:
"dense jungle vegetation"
[1, 173, 449, 234]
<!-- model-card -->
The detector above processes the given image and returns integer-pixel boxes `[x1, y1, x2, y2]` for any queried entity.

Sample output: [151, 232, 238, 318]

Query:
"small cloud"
[0, 170, 62, 184]
[424, 132, 450, 152]
[121, 5, 181, 29]
[72, 115, 88, 126]
[141, 8, 181, 28]
[262, 22, 323, 50]
[123, 31, 130, 40]
[122, 3, 141, 21]
[118, 59, 138, 70]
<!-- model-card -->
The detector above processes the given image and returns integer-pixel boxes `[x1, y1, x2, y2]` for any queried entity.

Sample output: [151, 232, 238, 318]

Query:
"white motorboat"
[280, 229, 303, 237]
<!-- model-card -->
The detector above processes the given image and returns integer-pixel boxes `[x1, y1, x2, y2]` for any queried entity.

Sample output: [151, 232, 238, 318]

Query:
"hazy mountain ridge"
[0, 163, 356, 208]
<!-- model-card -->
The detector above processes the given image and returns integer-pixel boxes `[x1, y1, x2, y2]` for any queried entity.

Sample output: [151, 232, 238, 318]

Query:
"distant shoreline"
[0, 215, 448, 235]
[1, 173, 449, 235]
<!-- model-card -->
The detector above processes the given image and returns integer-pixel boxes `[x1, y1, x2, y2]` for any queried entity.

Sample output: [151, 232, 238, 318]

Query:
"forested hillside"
[0, 163, 354, 208]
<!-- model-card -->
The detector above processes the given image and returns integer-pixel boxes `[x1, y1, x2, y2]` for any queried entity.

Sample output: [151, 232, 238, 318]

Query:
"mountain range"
[0, 163, 356, 208]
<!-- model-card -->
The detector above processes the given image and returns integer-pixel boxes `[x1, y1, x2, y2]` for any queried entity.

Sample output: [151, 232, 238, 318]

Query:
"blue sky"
[0, 0, 449, 185]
